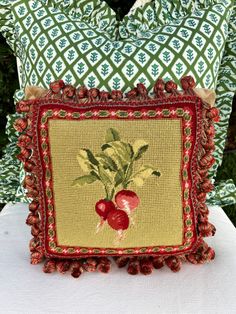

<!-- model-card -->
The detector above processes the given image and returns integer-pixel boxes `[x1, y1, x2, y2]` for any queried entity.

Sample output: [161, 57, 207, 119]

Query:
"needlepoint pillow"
[15, 76, 217, 277]
[0, 0, 235, 204]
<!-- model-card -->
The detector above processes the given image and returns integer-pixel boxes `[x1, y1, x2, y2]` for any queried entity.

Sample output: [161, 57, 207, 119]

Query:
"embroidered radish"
[73, 127, 160, 241]
[107, 209, 129, 243]
[95, 199, 116, 233]
[115, 190, 140, 215]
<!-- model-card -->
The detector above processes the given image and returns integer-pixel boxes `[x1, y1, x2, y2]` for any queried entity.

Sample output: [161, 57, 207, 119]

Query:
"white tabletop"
[0, 203, 236, 314]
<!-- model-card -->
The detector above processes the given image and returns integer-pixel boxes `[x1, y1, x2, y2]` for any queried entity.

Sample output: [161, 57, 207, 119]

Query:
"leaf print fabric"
[0, 0, 235, 205]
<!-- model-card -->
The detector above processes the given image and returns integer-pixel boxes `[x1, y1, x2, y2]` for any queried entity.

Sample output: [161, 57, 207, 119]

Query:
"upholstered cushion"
[16, 77, 217, 276]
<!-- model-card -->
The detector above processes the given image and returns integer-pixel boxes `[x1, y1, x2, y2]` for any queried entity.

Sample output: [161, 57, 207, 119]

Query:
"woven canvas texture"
[49, 119, 182, 247]
[24, 95, 205, 258]
[0, 0, 235, 204]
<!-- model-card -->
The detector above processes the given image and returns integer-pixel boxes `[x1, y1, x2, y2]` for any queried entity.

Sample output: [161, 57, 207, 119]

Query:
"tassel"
[113, 256, 130, 268]
[13, 118, 28, 132]
[62, 85, 76, 101]
[16, 100, 31, 113]
[23, 175, 35, 188]
[111, 90, 123, 101]
[17, 134, 32, 148]
[198, 155, 216, 169]
[198, 222, 216, 237]
[165, 80, 179, 96]
[198, 212, 208, 224]
[202, 139, 215, 151]
[127, 88, 138, 100]
[165, 256, 181, 272]
[197, 167, 209, 178]
[24, 160, 36, 172]
[199, 152, 215, 168]
[49, 80, 65, 94]
[97, 257, 111, 273]
[76, 85, 88, 99]
[71, 261, 83, 278]
[29, 201, 39, 212]
[17, 153, 27, 163]
[87, 88, 100, 102]
[127, 257, 140, 275]
[187, 253, 201, 265]
[187, 240, 215, 264]
[153, 78, 165, 98]
[204, 247, 215, 262]
[82, 258, 97, 272]
[99, 91, 110, 101]
[26, 188, 39, 198]
[29, 237, 40, 252]
[139, 257, 153, 275]
[137, 83, 149, 100]
[31, 251, 44, 265]
[31, 224, 41, 237]
[197, 192, 207, 202]
[180, 76, 196, 95]
[152, 257, 165, 269]
[20, 148, 32, 160]
[199, 179, 214, 193]
[205, 125, 215, 137]
[198, 203, 209, 215]
[56, 260, 71, 274]
[43, 259, 56, 273]
[206, 107, 220, 122]
[26, 213, 40, 226]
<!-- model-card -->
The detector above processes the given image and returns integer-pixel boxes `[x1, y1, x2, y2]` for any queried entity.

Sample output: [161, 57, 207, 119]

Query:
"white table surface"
[0, 203, 236, 314]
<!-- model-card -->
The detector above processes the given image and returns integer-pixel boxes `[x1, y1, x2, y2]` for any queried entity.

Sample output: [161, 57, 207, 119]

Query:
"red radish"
[107, 209, 130, 244]
[95, 199, 116, 233]
[107, 209, 129, 231]
[95, 199, 116, 220]
[115, 190, 140, 214]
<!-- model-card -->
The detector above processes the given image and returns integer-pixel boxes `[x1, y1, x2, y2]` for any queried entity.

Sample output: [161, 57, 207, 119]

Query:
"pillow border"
[35, 98, 199, 258]
[15, 77, 217, 271]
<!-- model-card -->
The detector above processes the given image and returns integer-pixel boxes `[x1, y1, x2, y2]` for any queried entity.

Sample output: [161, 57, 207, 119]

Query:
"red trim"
[29, 97, 201, 258]
[16, 78, 217, 269]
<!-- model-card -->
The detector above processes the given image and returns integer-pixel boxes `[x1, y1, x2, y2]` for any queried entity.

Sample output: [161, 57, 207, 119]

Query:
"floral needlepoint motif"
[73, 128, 161, 243]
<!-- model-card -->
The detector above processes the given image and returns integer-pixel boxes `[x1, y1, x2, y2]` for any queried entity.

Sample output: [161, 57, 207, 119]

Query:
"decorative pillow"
[0, 0, 235, 205]
[15, 76, 217, 277]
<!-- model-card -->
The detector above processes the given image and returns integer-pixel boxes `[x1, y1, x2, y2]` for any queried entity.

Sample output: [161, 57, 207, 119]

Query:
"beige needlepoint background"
[49, 119, 183, 248]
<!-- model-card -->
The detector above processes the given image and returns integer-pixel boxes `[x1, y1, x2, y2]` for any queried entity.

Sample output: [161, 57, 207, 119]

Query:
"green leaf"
[101, 145, 125, 169]
[102, 141, 133, 165]
[131, 165, 155, 187]
[98, 165, 113, 185]
[105, 128, 120, 142]
[124, 163, 133, 187]
[76, 150, 94, 172]
[72, 174, 98, 187]
[82, 149, 99, 166]
[132, 140, 149, 160]
[114, 170, 124, 187]
[90, 170, 101, 180]
[127, 143, 134, 158]
[113, 141, 133, 162]
[96, 153, 118, 171]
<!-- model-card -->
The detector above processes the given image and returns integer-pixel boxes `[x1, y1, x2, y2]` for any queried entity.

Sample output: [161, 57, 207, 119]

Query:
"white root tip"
[113, 229, 126, 245]
[96, 219, 105, 234]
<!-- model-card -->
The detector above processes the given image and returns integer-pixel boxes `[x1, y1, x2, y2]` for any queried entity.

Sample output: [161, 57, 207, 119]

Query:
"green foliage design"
[73, 128, 160, 200]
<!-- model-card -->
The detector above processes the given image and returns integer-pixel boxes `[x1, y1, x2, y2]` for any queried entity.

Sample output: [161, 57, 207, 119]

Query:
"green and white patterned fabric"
[208, 179, 236, 206]
[0, 0, 235, 204]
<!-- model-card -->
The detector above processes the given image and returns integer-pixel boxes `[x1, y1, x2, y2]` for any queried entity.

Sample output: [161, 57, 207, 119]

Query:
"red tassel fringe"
[15, 75, 217, 278]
